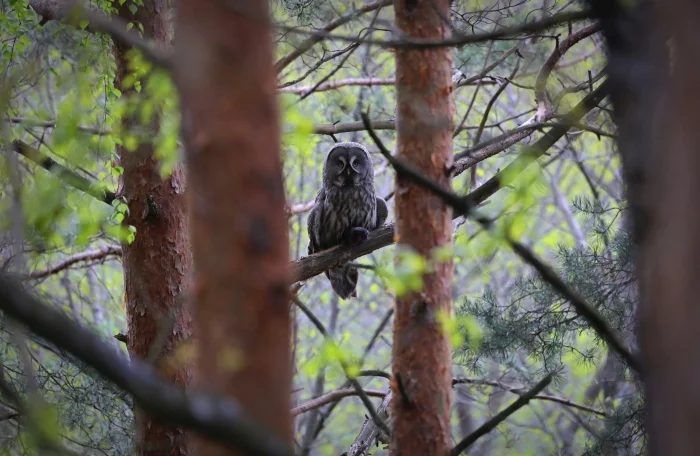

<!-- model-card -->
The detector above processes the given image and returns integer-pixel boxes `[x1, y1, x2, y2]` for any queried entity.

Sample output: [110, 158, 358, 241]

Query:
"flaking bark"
[391, 0, 455, 455]
[112, 1, 192, 455]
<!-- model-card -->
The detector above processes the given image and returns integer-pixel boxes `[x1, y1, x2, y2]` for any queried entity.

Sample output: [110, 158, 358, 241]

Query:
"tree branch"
[28, 0, 172, 70]
[450, 374, 553, 455]
[11, 140, 117, 206]
[7, 117, 112, 136]
[274, 0, 391, 73]
[452, 377, 606, 417]
[24, 245, 122, 280]
[534, 22, 602, 108]
[291, 295, 391, 437]
[0, 274, 293, 456]
[291, 388, 386, 416]
[281, 10, 592, 50]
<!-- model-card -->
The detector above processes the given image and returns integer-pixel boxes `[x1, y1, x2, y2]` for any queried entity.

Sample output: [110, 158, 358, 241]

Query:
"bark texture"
[112, 2, 192, 456]
[173, 1, 292, 455]
[391, 1, 455, 455]
[637, 2, 700, 453]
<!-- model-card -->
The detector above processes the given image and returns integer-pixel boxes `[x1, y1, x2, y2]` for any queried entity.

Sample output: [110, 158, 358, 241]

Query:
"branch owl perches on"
[307, 142, 388, 299]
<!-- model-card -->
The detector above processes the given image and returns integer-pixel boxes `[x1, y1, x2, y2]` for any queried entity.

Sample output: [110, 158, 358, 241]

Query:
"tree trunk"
[391, 1, 455, 455]
[636, 2, 700, 453]
[172, 1, 292, 455]
[112, 2, 192, 456]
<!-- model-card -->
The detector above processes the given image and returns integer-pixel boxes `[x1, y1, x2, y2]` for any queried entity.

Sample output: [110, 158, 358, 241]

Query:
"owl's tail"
[326, 263, 359, 299]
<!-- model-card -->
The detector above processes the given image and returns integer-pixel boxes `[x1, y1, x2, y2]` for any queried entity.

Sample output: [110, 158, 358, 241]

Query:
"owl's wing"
[307, 189, 325, 255]
[375, 196, 388, 229]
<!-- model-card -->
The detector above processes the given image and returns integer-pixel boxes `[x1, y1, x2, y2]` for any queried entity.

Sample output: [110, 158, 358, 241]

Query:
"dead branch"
[24, 245, 123, 280]
[450, 375, 553, 455]
[291, 389, 386, 416]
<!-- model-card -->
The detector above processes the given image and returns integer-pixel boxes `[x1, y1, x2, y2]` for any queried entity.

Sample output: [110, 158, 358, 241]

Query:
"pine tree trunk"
[173, 1, 293, 455]
[112, 2, 192, 456]
[391, 1, 455, 455]
[635, 2, 700, 453]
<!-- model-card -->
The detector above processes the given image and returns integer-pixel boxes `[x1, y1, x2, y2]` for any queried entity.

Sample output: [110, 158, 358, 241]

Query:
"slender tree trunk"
[173, 1, 292, 455]
[112, 2, 192, 456]
[391, 1, 455, 455]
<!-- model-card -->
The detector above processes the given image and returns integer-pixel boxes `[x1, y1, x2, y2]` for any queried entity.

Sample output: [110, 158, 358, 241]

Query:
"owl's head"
[323, 142, 374, 188]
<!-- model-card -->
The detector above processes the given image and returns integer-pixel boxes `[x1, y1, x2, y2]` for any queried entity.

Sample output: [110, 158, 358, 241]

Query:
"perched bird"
[307, 142, 388, 299]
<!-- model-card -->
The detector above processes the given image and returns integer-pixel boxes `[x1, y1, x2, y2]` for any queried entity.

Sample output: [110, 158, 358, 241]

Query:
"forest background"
[0, 0, 673, 455]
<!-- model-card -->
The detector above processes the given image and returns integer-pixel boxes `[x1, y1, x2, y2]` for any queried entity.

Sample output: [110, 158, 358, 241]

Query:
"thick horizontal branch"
[12, 140, 117, 205]
[0, 274, 293, 456]
[24, 245, 123, 280]
[291, 388, 386, 416]
[450, 375, 553, 455]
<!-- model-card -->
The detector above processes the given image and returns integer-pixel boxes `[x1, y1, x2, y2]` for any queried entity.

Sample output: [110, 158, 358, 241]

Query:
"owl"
[307, 142, 388, 299]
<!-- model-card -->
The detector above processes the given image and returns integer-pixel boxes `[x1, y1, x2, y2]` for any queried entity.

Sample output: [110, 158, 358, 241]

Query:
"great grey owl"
[307, 142, 388, 299]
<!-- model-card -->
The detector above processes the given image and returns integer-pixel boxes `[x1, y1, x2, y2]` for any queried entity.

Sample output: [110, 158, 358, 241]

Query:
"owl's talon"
[343, 227, 369, 246]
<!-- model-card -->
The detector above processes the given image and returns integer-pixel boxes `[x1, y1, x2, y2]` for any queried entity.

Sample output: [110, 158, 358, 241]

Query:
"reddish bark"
[391, 1, 455, 455]
[112, 2, 192, 456]
[173, 1, 292, 455]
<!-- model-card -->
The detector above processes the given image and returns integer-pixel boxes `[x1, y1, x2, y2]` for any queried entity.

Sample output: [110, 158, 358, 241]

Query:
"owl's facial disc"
[327, 144, 369, 187]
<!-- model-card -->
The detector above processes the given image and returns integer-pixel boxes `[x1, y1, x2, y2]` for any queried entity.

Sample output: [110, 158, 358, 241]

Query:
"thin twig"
[291, 295, 392, 437]
[291, 388, 386, 416]
[452, 377, 606, 417]
[450, 375, 553, 455]
[280, 10, 592, 50]
[274, 0, 391, 73]
[24, 245, 122, 280]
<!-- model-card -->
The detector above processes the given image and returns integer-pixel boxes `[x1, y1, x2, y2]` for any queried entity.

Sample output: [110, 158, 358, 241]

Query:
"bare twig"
[450, 375, 553, 455]
[7, 117, 112, 135]
[274, 0, 391, 73]
[452, 377, 606, 417]
[292, 388, 386, 416]
[451, 78, 609, 178]
[281, 10, 592, 50]
[24, 245, 122, 280]
[291, 295, 392, 437]
[534, 22, 602, 106]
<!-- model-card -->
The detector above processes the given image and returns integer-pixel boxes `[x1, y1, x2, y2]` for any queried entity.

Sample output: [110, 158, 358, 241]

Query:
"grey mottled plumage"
[307, 142, 388, 299]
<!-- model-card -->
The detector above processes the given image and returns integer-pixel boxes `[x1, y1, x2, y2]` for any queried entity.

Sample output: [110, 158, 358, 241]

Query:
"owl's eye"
[337, 160, 345, 170]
